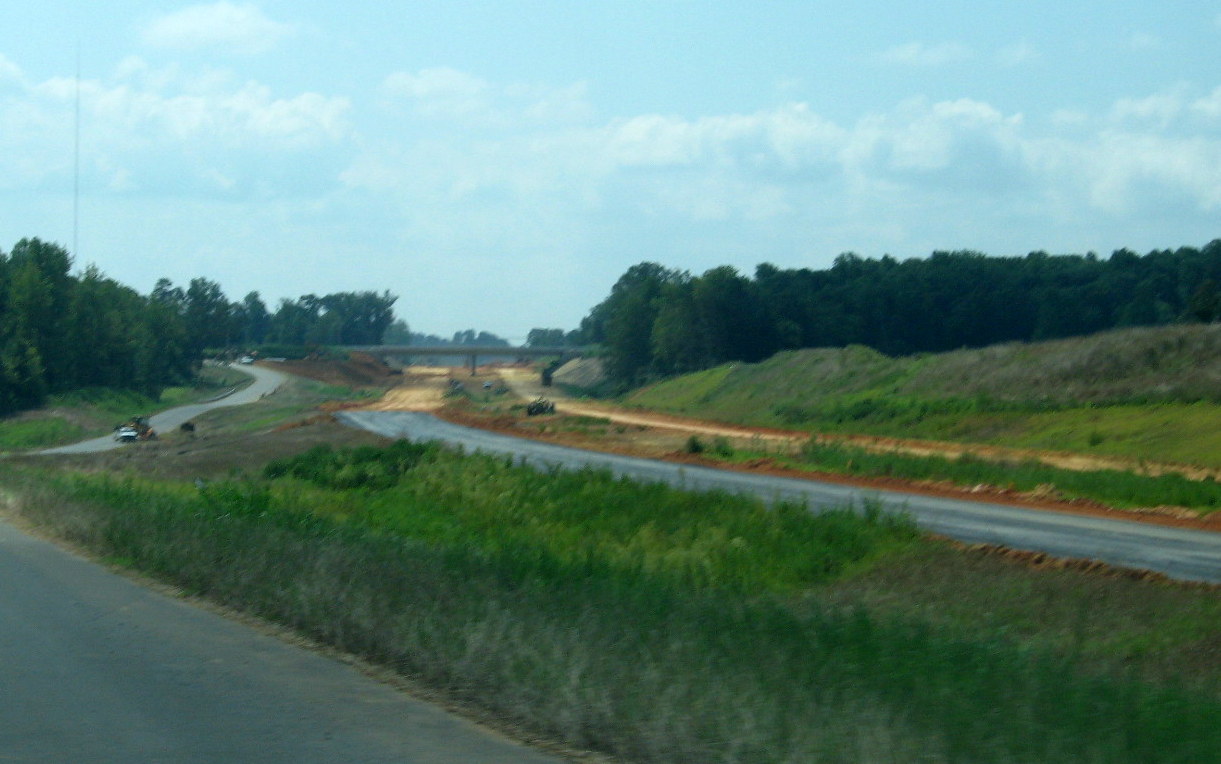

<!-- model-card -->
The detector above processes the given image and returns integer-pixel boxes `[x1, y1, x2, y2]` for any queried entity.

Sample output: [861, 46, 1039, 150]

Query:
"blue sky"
[2, 2, 1219, 340]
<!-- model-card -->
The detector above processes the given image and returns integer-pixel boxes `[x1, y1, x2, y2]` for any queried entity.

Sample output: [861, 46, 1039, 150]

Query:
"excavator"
[114, 416, 157, 443]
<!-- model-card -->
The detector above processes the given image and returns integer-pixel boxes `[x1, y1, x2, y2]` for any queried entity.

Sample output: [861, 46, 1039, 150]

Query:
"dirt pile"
[552, 357, 606, 391]
[266, 353, 399, 388]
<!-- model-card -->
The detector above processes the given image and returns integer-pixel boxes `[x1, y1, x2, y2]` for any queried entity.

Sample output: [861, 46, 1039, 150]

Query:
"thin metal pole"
[73, 43, 81, 258]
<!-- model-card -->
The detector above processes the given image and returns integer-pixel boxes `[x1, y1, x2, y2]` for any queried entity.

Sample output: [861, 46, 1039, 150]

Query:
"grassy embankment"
[0, 364, 251, 450]
[627, 324, 1221, 513]
[6, 436, 1220, 763]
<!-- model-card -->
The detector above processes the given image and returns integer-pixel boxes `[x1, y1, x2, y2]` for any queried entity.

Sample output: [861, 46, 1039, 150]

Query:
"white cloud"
[1192, 87, 1221, 120]
[997, 42, 1038, 67]
[1081, 133, 1221, 213]
[383, 68, 492, 121]
[0, 53, 23, 86]
[1049, 109, 1089, 127]
[348, 80, 1221, 243]
[0, 58, 350, 202]
[880, 42, 972, 67]
[1129, 32, 1161, 50]
[601, 104, 843, 173]
[382, 68, 591, 129]
[1112, 90, 1184, 126]
[141, 2, 293, 55]
[68, 73, 349, 149]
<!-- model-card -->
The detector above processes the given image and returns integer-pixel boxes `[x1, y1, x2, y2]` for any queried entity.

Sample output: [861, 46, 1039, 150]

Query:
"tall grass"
[0, 418, 86, 449]
[264, 443, 918, 592]
[626, 325, 1221, 468]
[6, 442, 1220, 762]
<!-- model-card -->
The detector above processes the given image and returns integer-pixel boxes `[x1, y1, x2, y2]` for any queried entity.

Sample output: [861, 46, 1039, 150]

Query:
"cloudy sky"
[2, 2, 1219, 340]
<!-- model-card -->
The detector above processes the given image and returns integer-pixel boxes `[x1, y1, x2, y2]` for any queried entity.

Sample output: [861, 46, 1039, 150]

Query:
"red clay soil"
[263, 353, 401, 388]
[435, 406, 1221, 535]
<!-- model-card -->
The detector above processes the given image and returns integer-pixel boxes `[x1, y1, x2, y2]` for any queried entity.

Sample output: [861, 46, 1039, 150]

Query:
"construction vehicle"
[526, 397, 555, 416]
[114, 416, 157, 443]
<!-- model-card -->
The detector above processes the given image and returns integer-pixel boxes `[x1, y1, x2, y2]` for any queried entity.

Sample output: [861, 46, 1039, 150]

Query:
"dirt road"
[492, 368, 1220, 483]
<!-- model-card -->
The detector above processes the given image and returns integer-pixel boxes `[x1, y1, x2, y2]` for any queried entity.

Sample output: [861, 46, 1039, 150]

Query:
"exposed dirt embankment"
[350, 365, 1221, 534]
[266, 352, 401, 388]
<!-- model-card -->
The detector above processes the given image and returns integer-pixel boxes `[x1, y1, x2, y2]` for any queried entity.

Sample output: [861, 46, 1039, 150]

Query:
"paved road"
[0, 519, 561, 763]
[9, 365, 562, 762]
[40, 364, 290, 455]
[339, 410, 1221, 585]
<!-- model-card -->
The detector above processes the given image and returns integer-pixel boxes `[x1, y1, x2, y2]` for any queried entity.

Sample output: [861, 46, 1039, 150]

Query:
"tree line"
[153, 279, 397, 353]
[0, 237, 399, 415]
[578, 240, 1221, 387]
[0, 238, 192, 412]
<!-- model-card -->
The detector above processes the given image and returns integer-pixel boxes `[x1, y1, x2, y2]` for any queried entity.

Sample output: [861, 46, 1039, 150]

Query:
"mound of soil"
[266, 353, 399, 388]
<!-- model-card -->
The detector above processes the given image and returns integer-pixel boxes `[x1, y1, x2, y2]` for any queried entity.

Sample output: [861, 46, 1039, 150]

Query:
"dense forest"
[0, 237, 398, 415]
[578, 240, 1221, 387]
[161, 280, 397, 351]
[386, 323, 511, 347]
[0, 238, 191, 413]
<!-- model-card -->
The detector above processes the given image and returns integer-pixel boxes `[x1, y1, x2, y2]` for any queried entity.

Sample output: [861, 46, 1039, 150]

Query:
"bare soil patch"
[417, 366, 1221, 534]
[266, 352, 401, 388]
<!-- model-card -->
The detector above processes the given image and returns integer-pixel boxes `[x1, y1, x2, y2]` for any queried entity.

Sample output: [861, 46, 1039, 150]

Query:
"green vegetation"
[0, 418, 86, 450]
[0, 238, 194, 414]
[0, 364, 251, 450]
[629, 325, 1221, 471]
[1, 234, 403, 419]
[6, 441, 1219, 763]
[795, 440, 1221, 514]
[578, 242, 1221, 387]
[263, 442, 916, 592]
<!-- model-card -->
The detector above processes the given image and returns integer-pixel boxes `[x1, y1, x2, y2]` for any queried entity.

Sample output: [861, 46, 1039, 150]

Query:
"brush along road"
[338, 410, 1221, 585]
[0, 517, 563, 763]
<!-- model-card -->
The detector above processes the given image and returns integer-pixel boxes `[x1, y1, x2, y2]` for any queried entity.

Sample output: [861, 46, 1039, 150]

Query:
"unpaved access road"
[339, 410, 1221, 585]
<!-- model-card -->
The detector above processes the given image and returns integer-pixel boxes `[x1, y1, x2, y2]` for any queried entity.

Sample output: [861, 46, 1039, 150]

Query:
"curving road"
[40, 364, 290, 455]
[5, 365, 563, 762]
[338, 410, 1221, 585]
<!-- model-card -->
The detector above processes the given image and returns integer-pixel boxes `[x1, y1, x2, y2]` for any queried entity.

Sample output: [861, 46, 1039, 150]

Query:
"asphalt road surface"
[338, 410, 1221, 585]
[0, 519, 561, 763]
[40, 364, 290, 455]
[8, 366, 562, 762]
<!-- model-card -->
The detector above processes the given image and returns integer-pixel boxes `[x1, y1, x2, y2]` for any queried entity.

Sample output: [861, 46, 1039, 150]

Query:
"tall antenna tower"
[73, 43, 81, 258]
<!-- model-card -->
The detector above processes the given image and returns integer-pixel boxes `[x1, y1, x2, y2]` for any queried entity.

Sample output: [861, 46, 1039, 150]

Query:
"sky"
[2, 2, 1219, 342]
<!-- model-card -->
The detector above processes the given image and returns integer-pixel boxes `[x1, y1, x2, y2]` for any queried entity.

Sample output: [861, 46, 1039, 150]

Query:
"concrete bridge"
[347, 345, 585, 376]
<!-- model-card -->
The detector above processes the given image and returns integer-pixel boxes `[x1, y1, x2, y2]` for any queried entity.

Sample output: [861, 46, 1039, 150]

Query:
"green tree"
[526, 328, 568, 347]
[7, 239, 73, 390]
[1188, 279, 1219, 323]
[383, 318, 411, 344]
[650, 278, 704, 375]
[236, 291, 271, 345]
[596, 262, 683, 385]
[183, 278, 236, 354]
